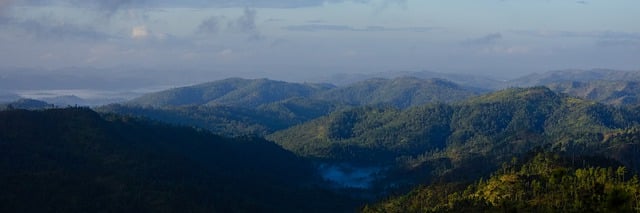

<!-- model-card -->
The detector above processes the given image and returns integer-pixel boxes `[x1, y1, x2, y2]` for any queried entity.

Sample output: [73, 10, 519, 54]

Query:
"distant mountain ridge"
[129, 78, 335, 108]
[127, 77, 480, 109]
[508, 69, 640, 87]
[547, 80, 640, 106]
[313, 70, 502, 90]
[317, 77, 480, 108]
[114, 77, 481, 136]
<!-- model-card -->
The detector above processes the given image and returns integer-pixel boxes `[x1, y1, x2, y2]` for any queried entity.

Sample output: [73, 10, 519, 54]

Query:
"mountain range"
[4, 68, 640, 212]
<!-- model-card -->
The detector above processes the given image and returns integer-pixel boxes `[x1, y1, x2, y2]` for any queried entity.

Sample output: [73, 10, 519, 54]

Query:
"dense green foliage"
[104, 77, 478, 136]
[7, 75, 640, 212]
[270, 87, 639, 162]
[364, 152, 640, 212]
[316, 77, 479, 108]
[0, 108, 357, 212]
[98, 97, 340, 136]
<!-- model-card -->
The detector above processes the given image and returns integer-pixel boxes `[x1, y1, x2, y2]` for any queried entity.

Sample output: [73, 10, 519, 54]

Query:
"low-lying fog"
[318, 164, 383, 189]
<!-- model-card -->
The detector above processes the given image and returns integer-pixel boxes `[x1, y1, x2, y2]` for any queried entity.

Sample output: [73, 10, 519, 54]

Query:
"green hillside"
[127, 77, 479, 109]
[268, 87, 640, 180]
[364, 152, 640, 212]
[110, 77, 479, 136]
[547, 80, 640, 106]
[316, 77, 480, 108]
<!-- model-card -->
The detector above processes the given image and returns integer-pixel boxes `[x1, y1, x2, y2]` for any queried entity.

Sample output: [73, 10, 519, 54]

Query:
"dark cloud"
[0, 0, 141, 17]
[227, 8, 262, 40]
[11, 0, 352, 9]
[197, 16, 223, 34]
[1, 17, 112, 41]
[463, 33, 503, 45]
[84, 0, 140, 16]
[17, 0, 378, 9]
[576, 1, 588, 5]
[284, 24, 436, 32]
[228, 8, 257, 33]
[195, 8, 263, 40]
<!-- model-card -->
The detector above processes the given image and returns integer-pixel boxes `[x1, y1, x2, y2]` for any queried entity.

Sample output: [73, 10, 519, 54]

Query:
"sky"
[0, 0, 639, 89]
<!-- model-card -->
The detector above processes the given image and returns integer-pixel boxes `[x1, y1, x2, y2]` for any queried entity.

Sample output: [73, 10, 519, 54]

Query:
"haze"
[0, 0, 639, 92]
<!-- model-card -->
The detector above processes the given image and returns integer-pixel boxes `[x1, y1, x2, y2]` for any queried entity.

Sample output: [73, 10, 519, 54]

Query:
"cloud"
[227, 8, 262, 40]
[481, 46, 530, 55]
[1, 17, 112, 41]
[513, 30, 640, 40]
[197, 16, 223, 35]
[131, 26, 149, 39]
[284, 24, 436, 32]
[17, 0, 369, 9]
[5, 0, 141, 16]
[160, 0, 350, 8]
[462, 33, 503, 45]
[228, 8, 257, 33]
[75, 0, 140, 16]
[375, 0, 407, 13]
[576, 1, 588, 5]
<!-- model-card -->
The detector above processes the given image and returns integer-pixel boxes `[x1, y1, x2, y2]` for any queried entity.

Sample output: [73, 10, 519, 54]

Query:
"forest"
[3, 73, 640, 212]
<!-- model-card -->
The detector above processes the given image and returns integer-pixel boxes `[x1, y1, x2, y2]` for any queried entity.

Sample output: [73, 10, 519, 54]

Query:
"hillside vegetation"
[364, 152, 640, 212]
[0, 108, 357, 212]
[106, 77, 479, 136]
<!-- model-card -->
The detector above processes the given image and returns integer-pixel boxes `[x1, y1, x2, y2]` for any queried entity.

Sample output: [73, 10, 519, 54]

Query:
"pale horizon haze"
[0, 0, 639, 91]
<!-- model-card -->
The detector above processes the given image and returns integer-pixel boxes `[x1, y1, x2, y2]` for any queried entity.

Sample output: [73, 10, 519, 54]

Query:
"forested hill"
[268, 87, 640, 174]
[316, 77, 480, 108]
[126, 77, 480, 109]
[127, 78, 335, 108]
[509, 69, 640, 88]
[0, 108, 357, 212]
[547, 80, 640, 106]
[103, 77, 479, 137]
[364, 152, 640, 212]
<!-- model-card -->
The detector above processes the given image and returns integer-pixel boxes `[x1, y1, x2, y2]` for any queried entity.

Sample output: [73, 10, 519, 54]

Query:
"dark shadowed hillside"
[0, 108, 358, 212]
[0, 98, 52, 110]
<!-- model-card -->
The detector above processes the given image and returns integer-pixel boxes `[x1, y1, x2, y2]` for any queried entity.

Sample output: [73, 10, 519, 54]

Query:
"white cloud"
[131, 25, 149, 39]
